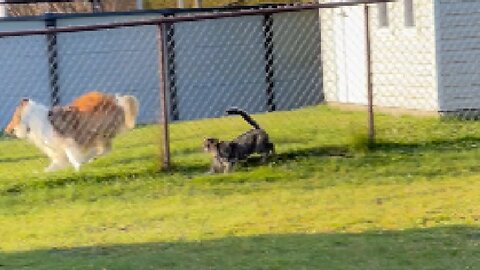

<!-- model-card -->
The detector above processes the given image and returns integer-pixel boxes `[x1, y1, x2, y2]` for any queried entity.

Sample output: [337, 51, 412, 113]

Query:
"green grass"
[1, 105, 480, 269]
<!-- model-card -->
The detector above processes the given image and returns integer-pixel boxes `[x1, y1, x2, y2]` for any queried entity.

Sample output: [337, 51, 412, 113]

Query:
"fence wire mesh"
[0, 26, 164, 182]
[1, 1, 480, 182]
[4, 1, 480, 265]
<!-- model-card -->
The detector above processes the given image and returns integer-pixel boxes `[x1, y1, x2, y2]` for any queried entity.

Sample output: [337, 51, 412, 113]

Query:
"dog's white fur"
[6, 95, 138, 172]
[10, 100, 86, 171]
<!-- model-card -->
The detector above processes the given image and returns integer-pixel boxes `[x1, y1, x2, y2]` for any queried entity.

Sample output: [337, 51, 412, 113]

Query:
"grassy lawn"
[1, 105, 480, 269]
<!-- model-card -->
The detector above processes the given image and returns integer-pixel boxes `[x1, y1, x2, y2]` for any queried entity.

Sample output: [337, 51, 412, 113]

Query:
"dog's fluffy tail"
[226, 107, 261, 129]
[116, 95, 139, 130]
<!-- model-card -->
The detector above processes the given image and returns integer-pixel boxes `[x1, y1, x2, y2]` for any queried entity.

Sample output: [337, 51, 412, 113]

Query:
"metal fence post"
[45, 15, 60, 106]
[165, 20, 179, 121]
[156, 23, 171, 170]
[263, 14, 276, 112]
[364, 4, 375, 146]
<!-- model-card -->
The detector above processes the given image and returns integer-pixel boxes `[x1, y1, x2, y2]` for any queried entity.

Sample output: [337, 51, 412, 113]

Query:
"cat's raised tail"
[226, 107, 261, 129]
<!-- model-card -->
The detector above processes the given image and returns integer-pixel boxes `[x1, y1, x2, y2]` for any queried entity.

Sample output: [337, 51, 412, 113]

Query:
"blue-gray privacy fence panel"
[172, 9, 323, 120]
[0, 8, 323, 128]
[272, 10, 322, 110]
[55, 23, 162, 124]
[0, 34, 52, 129]
[173, 15, 268, 120]
[0, 20, 50, 129]
[55, 14, 165, 124]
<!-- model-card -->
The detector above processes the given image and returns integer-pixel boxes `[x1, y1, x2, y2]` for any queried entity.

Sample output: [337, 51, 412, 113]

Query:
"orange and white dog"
[4, 91, 139, 172]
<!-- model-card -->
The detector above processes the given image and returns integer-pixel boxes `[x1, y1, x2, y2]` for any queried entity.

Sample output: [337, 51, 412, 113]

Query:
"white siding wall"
[320, 5, 371, 105]
[321, 1, 438, 111]
[0, 20, 51, 128]
[370, 0, 437, 111]
[437, 0, 480, 111]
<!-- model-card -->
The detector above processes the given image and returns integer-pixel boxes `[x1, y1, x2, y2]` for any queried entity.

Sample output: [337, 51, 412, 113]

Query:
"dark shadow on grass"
[0, 156, 42, 163]
[4, 136, 480, 194]
[116, 141, 157, 150]
[372, 136, 480, 153]
[1, 225, 479, 270]
[0, 168, 161, 195]
[151, 136, 480, 177]
[274, 146, 351, 161]
[99, 155, 157, 165]
[168, 146, 351, 174]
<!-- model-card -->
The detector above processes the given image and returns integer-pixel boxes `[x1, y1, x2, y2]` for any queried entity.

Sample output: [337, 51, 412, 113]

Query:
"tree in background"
[7, 0, 135, 16]
[6, 0, 306, 16]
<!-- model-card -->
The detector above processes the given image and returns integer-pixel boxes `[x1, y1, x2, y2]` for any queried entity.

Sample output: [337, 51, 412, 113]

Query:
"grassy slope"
[1, 105, 480, 269]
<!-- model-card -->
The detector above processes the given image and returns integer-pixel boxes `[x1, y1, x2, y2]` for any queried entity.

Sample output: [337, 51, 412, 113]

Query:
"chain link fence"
[2, 0, 480, 183]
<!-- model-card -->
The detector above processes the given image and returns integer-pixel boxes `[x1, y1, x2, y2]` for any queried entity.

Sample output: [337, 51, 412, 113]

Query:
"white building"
[321, 0, 480, 113]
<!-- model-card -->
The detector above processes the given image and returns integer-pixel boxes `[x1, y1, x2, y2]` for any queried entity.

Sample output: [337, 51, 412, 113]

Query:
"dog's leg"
[87, 140, 112, 163]
[96, 139, 112, 157]
[86, 152, 97, 163]
[44, 158, 69, 172]
[44, 150, 69, 172]
[39, 144, 68, 172]
[83, 147, 100, 164]
[65, 147, 82, 171]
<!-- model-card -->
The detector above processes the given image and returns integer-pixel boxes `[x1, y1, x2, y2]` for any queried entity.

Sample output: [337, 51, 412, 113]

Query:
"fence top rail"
[0, 0, 394, 38]
[0, 4, 291, 22]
